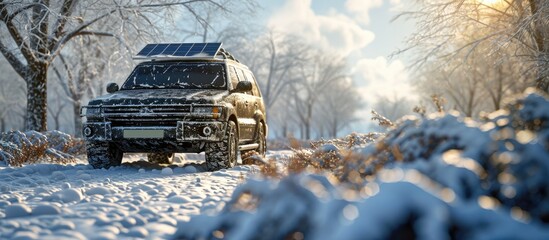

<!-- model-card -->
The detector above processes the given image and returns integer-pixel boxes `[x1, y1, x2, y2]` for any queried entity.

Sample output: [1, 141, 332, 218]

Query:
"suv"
[81, 43, 267, 171]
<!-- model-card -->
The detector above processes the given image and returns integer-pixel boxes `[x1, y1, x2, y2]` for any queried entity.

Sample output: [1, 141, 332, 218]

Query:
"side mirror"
[106, 83, 119, 93]
[232, 81, 252, 93]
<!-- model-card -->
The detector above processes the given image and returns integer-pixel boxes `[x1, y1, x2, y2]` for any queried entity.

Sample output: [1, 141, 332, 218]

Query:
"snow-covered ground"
[2, 90, 549, 240]
[0, 152, 267, 239]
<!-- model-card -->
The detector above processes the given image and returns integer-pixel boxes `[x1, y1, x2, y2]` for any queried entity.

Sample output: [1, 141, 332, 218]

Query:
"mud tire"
[87, 142, 123, 169]
[147, 153, 174, 164]
[205, 121, 238, 171]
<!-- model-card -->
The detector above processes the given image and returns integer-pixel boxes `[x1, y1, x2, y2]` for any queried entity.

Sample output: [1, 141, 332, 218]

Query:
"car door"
[234, 68, 256, 141]
[242, 69, 265, 129]
[227, 65, 254, 142]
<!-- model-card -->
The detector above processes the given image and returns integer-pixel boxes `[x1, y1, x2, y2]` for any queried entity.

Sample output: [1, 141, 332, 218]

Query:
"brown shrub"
[253, 133, 381, 182]
[0, 131, 82, 167]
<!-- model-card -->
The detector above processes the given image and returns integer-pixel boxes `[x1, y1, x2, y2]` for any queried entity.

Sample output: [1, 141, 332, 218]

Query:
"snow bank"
[174, 90, 549, 239]
[174, 174, 549, 240]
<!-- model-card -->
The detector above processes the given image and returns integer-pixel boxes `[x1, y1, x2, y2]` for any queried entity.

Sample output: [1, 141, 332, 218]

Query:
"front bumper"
[83, 121, 226, 142]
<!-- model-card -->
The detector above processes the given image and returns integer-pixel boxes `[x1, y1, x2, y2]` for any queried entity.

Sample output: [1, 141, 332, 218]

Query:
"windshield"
[121, 62, 226, 90]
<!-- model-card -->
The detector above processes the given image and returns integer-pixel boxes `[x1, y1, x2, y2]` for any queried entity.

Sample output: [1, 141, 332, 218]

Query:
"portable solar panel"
[135, 43, 222, 59]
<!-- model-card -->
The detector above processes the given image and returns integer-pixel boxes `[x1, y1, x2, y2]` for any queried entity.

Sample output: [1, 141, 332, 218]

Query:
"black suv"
[81, 43, 267, 171]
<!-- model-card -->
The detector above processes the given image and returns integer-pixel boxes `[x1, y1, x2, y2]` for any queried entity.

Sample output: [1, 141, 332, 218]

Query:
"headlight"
[193, 106, 213, 114]
[193, 106, 222, 118]
[86, 107, 102, 116]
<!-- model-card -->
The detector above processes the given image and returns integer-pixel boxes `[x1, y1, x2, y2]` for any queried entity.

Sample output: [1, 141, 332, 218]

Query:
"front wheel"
[205, 121, 238, 171]
[87, 142, 123, 169]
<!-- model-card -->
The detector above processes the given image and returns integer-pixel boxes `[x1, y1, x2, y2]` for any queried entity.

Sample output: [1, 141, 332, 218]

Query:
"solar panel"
[135, 43, 222, 59]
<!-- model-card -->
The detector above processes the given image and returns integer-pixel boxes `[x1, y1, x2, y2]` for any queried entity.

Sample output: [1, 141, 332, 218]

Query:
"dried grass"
[0, 130, 83, 167]
[253, 133, 381, 184]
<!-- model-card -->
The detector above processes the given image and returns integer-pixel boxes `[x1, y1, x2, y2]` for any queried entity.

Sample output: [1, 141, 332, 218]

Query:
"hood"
[88, 89, 228, 106]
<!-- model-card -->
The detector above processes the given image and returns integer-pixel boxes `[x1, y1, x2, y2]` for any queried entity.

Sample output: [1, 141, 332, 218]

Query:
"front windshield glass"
[121, 62, 226, 90]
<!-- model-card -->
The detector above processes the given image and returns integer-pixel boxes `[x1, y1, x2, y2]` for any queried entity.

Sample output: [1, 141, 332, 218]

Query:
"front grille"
[103, 105, 191, 114]
[104, 105, 191, 127]
[111, 121, 178, 127]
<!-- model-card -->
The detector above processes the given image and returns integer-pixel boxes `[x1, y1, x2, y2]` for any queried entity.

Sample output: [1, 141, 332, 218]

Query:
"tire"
[205, 121, 238, 171]
[87, 142, 123, 169]
[147, 153, 174, 164]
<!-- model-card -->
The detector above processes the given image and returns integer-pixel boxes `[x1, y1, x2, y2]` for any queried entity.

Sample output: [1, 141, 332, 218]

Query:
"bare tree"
[318, 79, 361, 138]
[414, 35, 533, 117]
[176, 0, 257, 43]
[47, 89, 68, 131]
[0, 0, 247, 132]
[290, 53, 347, 140]
[372, 94, 414, 122]
[400, 0, 549, 92]
[221, 29, 311, 111]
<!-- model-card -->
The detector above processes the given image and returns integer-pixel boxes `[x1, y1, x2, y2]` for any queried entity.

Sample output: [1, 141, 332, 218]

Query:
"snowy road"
[0, 153, 263, 239]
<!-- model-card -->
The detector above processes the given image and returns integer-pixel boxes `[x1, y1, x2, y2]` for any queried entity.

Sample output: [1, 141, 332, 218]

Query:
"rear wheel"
[87, 142, 123, 169]
[205, 121, 238, 171]
[147, 153, 174, 164]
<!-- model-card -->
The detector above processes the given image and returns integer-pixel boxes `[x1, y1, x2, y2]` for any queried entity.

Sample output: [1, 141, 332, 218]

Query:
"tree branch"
[0, 4, 39, 64]
[49, 9, 117, 59]
[0, 39, 28, 79]
[50, 0, 76, 47]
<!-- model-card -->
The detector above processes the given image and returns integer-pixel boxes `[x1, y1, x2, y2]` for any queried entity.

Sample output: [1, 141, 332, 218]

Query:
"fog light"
[83, 126, 93, 137]
[203, 126, 212, 136]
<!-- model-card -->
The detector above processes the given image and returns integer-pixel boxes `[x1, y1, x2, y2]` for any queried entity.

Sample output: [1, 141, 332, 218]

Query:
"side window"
[244, 71, 261, 97]
[229, 66, 239, 90]
[236, 68, 252, 95]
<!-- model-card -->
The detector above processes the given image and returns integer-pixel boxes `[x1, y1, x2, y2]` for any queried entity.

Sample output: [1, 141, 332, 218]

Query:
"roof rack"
[133, 42, 239, 62]
[217, 48, 240, 63]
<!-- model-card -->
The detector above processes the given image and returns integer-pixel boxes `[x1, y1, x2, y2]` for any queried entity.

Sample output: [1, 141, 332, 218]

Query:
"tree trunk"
[0, 117, 5, 132]
[529, 0, 548, 92]
[73, 101, 82, 137]
[25, 64, 48, 131]
[53, 112, 60, 131]
[305, 103, 312, 140]
[535, 56, 549, 92]
[331, 119, 337, 138]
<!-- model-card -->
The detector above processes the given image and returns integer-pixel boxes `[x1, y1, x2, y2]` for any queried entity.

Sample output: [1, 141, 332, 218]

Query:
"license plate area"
[123, 129, 164, 139]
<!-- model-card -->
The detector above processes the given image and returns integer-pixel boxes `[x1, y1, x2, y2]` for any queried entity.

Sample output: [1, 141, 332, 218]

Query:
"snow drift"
[174, 89, 549, 239]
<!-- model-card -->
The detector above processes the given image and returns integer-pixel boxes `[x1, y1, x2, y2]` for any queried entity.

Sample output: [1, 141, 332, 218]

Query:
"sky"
[252, 0, 417, 131]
